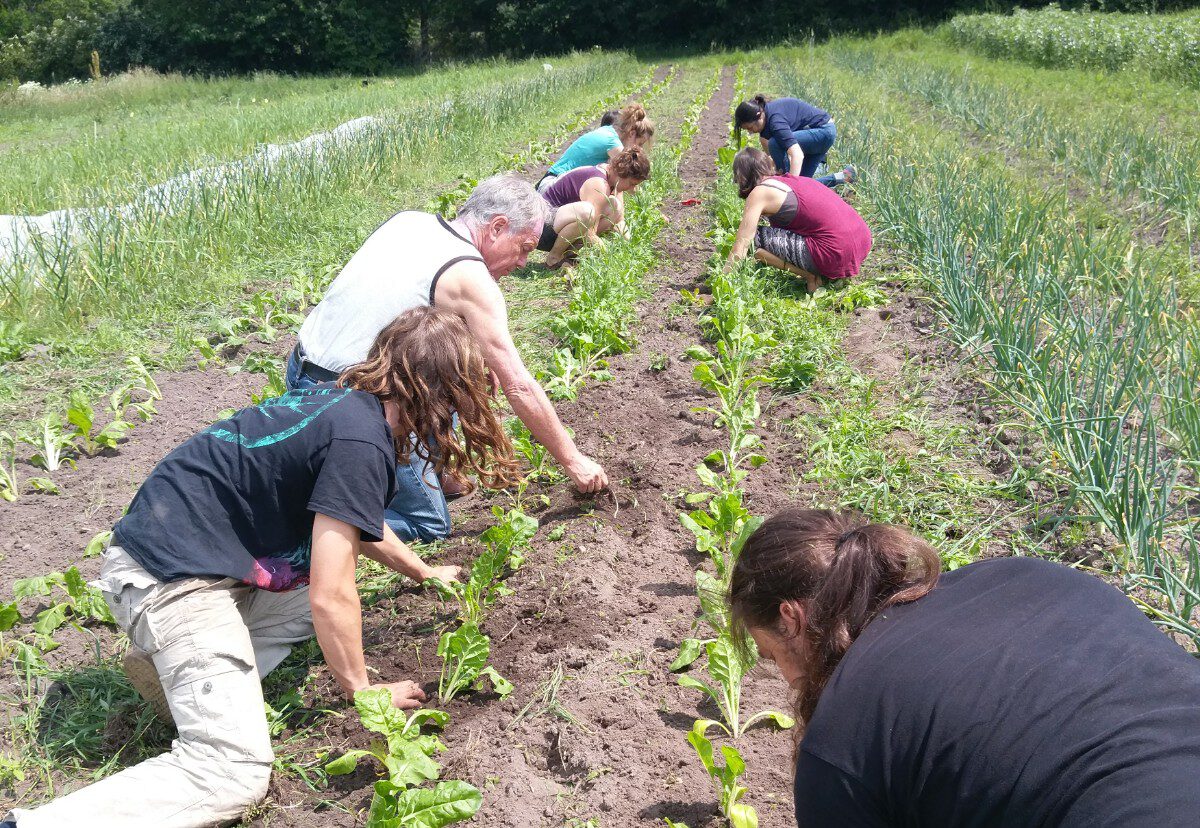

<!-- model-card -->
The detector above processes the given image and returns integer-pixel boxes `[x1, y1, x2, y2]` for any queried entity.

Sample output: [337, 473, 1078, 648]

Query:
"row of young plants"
[945, 7, 1200, 85]
[306, 76, 701, 825]
[773, 54, 1200, 646]
[665, 67, 791, 828]
[539, 67, 722, 401]
[825, 43, 1199, 286]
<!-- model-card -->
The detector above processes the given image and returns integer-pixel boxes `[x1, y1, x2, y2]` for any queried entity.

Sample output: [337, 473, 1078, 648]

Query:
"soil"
[0, 61, 1050, 828]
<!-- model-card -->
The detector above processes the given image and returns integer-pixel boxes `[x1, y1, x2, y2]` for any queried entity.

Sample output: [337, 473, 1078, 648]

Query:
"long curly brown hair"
[339, 307, 521, 492]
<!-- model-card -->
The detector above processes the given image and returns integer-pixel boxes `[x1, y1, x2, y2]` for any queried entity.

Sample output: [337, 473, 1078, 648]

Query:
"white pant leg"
[236, 584, 315, 678]
[12, 580, 275, 828]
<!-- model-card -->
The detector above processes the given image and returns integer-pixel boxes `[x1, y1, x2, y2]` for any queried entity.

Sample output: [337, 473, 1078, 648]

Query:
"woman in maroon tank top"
[726, 147, 872, 293]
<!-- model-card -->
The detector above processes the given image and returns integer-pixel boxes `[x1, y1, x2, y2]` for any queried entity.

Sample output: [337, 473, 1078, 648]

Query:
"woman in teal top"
[536, 102, 654, 192]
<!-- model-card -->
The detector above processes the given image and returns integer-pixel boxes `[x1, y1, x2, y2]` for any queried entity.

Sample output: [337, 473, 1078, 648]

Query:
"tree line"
[1, 0, 1196, 83]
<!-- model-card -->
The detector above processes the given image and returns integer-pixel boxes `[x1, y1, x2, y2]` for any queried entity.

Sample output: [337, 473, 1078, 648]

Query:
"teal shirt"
[548, 125, 622, 175]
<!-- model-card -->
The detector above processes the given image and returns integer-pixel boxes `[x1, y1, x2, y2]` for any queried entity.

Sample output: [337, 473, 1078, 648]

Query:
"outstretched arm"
[435, 263, 608, 492]
[728, 189, 771, 266]
[361, 524, 461, 584]
[309, 513, 427, 708]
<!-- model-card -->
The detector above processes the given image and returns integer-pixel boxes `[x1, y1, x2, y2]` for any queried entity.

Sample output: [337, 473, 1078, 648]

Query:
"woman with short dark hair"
[727, 146, 871, 293]
[734, 94, 853, 187]
[731, 508, 1200, 828]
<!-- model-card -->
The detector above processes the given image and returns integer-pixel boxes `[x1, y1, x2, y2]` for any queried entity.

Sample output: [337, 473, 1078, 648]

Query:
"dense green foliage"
[947, 6, 1200, 84]
[5, 0, 1199, 82]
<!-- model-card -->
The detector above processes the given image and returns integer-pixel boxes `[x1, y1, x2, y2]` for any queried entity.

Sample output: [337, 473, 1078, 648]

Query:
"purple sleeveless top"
[542, 166, 607, 209]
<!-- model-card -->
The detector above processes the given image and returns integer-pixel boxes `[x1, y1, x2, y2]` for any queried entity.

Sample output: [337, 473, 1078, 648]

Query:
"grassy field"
[0, 23, 1197, 827]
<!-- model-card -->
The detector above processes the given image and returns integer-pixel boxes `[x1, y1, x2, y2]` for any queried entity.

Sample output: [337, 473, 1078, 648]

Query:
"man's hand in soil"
[423, 564, 462, 585]
[567, 454, 608, 493]
[371, 679, 427, 710]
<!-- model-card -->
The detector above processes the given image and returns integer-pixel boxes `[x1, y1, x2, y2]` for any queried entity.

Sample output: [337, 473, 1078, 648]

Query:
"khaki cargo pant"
[10, 546, 315, 828]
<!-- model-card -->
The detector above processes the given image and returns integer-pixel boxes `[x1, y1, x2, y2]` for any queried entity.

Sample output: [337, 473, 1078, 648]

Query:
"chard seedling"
[687, 719, 760, 828]
[325, 688, 482, 828]
[680, 493, 762, 583]
[677, 632, 794, 739]
[436, 623, 512, 705]
[0, 432, 18, 502]
[480, 506, 538, 570]
[67, 391, 133, 455]
[23, 416, 76, 472]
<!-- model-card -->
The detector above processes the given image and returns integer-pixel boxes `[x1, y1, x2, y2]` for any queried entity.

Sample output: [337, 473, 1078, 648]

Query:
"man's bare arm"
[435, 263, 607, 492]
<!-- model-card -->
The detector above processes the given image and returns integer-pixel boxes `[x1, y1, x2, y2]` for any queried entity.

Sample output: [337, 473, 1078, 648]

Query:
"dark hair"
[615, 102, 655, 146]
[732, 146, 774, 199]
[610, 145, 651, 183]
[734, 94, 768, 129]
[339, 307, 521, 493]
[729, 508, 941, 731]
[600, 109, 619, 127]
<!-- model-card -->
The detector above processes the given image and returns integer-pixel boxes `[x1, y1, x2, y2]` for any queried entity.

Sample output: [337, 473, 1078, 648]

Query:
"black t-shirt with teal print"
[113, 384, 397, 591]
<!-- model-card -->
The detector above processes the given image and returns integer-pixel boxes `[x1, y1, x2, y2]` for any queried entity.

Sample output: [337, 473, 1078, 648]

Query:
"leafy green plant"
[325, 688, 483, 828]
[0, 432, 19, 502]
[677, 631, 793, 739]
[680, 493, 761, 583]
[505, 419, 564, 483]
[0, 320, 31, 364]
[539, 348, 611, 401]
[686, 719, 760, 827]
[480, 506, 538, 570]
[436, 623, 512, 705]
[22, 415, 76, 471]
[67, 390, 133, 455]
[11, 566, 115, 652]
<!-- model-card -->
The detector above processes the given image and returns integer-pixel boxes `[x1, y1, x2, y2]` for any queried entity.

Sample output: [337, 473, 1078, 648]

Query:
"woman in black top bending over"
[731, 508, 1200, 828]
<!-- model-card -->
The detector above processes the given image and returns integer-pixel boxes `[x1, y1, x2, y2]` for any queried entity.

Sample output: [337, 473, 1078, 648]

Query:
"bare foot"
[440, 471, 469, 497]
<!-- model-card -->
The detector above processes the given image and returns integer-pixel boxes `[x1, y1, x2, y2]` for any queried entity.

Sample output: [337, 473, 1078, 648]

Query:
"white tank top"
[298, 211, 486, 372]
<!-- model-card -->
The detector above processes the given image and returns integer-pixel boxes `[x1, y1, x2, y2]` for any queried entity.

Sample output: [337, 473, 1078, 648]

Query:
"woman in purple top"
[537, 145, 650, 268]
[726, 147, 872, 293]
[735, 94, 855, 189]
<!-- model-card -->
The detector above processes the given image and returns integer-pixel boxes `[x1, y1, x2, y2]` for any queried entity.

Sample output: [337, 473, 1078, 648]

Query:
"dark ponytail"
[732, 94, 770, 145]
[729, 509, 941, 731]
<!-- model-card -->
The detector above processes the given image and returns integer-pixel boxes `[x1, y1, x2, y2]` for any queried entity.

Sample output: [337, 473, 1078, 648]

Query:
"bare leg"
[755, 249, 821, 293]
[546, 202, 596, 268]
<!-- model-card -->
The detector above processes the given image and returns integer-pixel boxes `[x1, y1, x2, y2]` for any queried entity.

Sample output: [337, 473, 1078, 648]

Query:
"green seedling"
[677, 631, 793, 739]
[11, 566, 115, 652]
[325, 688, 482, 828]
[480, 506, 538, 570]
[687, 719, 759, 828]
[0, 432, 18, 502]
[28, 477, 59, 494]
[505, 419, 564, 483]
[436, 623, 512, 705]
[85, 530, 114, 558]
[67, 390, 133, 455]
[680, 493, 762, 582]
[429, 540, 512, 628]
[23, 416, 76, 472]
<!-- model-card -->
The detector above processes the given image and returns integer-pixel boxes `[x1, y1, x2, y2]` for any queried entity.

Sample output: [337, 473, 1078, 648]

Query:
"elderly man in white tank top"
[287, 174, 608, 541]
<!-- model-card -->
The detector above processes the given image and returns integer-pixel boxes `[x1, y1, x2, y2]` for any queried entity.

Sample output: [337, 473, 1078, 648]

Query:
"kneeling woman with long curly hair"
[7, 307, 521, 828]
[730, 508, 1200, 828]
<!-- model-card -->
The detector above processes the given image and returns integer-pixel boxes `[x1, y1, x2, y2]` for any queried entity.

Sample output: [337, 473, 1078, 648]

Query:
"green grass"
[0, 52, 644, 439]
[0, 55, 610, 213]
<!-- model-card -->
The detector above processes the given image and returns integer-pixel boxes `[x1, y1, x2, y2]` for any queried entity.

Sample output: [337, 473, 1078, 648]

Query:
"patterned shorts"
[755, 225, 818, 275]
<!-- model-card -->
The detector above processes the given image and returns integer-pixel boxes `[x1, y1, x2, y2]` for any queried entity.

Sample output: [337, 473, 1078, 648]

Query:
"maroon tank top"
[764, 174, 873, 280]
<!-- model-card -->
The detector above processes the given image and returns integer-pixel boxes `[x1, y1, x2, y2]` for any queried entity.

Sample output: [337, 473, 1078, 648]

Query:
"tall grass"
[827, 44, 1200, 274]
[946, 7, 1200, 86]
[0, 55, 630, 329]
[772, 51, 1200, 646]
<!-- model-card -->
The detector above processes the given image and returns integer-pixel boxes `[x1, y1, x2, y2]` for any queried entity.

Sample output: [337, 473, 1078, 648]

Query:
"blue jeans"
[768, 122, 839, 187]
[285, 348, 451, 543]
